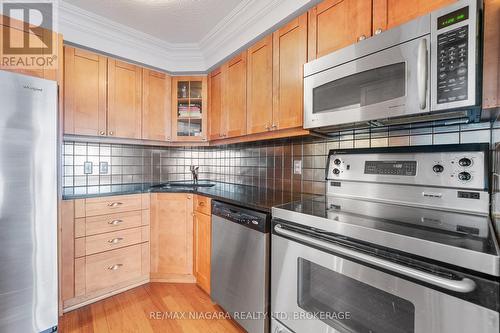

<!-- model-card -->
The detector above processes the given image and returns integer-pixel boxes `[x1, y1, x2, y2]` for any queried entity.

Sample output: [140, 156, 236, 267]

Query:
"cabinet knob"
[358, 35, 367, 41]
[271, 124, 277, 130]
[375, 28, 383, 35]
[265, 124, 271, 131]
[108, 237, 124, 244]
[108, 219, 123, 225]
[99, 130, 106, 136]
[107, 264, 123, 271]
[167, 136, 171, 141]
[108, 131, 114, 136]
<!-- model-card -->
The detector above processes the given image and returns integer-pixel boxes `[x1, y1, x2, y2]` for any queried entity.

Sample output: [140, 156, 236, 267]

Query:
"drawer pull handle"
[199, 202, 205, 206]
[108, 202, 123, 207]
[108, 219, 123, 225]
[107, 264, 123, 271]
[108, 237, 124, 244]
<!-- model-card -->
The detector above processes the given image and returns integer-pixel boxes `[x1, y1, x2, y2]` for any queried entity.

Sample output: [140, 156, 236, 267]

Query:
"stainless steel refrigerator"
[0, 71, 58, 332]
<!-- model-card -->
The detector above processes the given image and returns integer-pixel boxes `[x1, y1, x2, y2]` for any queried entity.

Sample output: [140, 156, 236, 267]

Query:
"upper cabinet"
[107, 59, 143, 139]
[273, 14, 308, 130]
[372, 0, 457, 33]
[482, 0, 500, 109]
[247, 35, 274, 135]
[172, 76, 208, 142]
[142, 69, 172, 141]
[64, 46, 107, 136]
[224, 53, 247, 138]
[208, 68, 224, 140]
[308, 0, 372, 60]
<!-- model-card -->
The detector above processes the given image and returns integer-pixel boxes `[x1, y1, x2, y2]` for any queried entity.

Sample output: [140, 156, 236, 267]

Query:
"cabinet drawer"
[84, 194, 144, 217]
[78, 210, 145, 237]
[194, 195, 211, 215]
[76, 226, 148, 257]
[84, 244, 143, 293]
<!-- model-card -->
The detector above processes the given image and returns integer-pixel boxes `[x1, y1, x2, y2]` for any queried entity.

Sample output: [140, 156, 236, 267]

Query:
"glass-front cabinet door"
[172, 76, 208, 142]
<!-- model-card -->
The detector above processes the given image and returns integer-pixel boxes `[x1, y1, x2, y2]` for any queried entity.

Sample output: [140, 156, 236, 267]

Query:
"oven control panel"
[327, 145, 487, 190]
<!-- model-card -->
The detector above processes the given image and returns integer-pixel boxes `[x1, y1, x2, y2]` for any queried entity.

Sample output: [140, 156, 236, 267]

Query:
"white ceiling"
[58, 0, 317, 72]
[62, 0, 244, 44]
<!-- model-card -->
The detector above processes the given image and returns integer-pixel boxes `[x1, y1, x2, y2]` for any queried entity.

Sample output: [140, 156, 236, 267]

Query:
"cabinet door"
[273, 14, 308, 130]
[142, 69, 171, 141]
[373, 0, 456, 33]
[172, 77, 208, 142]
[483, 0, 500, 109]
[107, 59, 142, 139]
[150, 193, 194, 280]
[308, 0, 372, 60]
[209, 68, 224, 140]
[247, 35, 273, 135]
[224, 53, 247, 138]
[64, 47, 107, 136]
[194, 211, 211, 294]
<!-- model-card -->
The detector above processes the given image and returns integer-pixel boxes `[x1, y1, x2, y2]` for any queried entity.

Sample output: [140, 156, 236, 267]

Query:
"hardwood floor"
[59, 283, 246, 333]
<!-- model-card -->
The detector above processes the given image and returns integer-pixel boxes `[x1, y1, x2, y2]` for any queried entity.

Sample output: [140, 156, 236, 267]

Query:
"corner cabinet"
[142, 69, 172, 141]
[171, 76, 208, 142]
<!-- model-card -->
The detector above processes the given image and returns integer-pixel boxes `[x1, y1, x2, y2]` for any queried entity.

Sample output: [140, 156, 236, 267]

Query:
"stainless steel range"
[271, 143, 499, 333]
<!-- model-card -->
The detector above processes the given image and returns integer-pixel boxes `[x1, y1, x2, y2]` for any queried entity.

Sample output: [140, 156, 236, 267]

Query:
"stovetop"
[273, 195, 500, 276]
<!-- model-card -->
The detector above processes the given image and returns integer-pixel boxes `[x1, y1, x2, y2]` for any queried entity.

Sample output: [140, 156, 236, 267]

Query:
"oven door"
[304, 36, 430, 130]
[271, 224, 499, 333]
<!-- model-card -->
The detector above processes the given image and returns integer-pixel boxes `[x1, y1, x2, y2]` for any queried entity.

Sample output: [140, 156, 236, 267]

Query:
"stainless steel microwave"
[304, 0, 481, 132]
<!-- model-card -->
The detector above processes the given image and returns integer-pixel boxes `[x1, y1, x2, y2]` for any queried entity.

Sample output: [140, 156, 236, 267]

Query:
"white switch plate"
[293, 160, 302, 175]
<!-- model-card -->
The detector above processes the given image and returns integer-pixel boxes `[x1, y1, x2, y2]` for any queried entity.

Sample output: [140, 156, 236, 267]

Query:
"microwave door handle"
[274, 224, 476, 293]
[417, 38, 428, 110]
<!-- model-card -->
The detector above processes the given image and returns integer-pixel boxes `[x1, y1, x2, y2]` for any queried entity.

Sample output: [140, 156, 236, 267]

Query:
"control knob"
[333, 168, 340, 175]
[433, 164, 444, 173]
[459, 158, 472, 167]
[458, 172, 471, 181]
[334, 158, 342, 166]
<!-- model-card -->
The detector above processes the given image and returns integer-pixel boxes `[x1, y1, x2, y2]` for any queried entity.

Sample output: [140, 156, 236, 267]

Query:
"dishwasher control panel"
[212, 201, 270, 233]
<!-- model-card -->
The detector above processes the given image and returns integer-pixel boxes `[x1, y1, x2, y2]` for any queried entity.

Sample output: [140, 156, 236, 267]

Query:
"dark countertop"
[62, 181, 317, 213]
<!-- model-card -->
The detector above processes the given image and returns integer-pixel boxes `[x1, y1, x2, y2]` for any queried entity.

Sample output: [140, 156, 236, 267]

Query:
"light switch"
[84, 161, 93, 174]
[100, 162, 109, 174]
[293, 160, 302, 175]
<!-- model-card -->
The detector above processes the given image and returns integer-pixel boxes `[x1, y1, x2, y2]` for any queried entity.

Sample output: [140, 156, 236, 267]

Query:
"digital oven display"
[438, 6, 469, 30]
[364, 161, 417, 176]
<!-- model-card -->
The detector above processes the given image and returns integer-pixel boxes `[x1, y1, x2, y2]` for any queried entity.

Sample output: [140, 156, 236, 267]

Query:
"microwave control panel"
[436, 25, 469, 104]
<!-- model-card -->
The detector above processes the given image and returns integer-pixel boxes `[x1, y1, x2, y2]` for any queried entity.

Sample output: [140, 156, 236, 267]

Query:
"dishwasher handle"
[274, 224, 476, 293]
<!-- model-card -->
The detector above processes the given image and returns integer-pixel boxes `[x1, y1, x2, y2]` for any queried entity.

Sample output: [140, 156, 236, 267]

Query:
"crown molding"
[59, 1, 205, 72]
[58, 0, 317, 73]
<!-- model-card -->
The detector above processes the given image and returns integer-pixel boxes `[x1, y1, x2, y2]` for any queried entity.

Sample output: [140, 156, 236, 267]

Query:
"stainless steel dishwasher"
[211, 201, 270, 333]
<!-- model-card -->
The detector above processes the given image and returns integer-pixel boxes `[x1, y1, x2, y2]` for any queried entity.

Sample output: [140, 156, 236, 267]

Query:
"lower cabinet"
[150, 193, 195, 282]
[193, 195, 212, 294]
[60, 194, 150, 311]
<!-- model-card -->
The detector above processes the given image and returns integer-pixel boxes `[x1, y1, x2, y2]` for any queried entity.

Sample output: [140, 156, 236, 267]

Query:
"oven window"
[313, 62, 406, 114]
[297, 258, 415, 333]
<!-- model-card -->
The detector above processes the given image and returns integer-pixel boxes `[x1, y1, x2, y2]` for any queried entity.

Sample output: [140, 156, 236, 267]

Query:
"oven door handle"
[417, 38, 428, 110]
[274, 224, 476, 293]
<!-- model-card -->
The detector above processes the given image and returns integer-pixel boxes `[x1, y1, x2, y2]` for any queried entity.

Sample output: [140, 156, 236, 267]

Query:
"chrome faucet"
[190, 165, 199, 184]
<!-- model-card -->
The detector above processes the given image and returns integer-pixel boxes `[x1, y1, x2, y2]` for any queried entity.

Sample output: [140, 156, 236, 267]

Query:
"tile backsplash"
[63, 121, 499, 195]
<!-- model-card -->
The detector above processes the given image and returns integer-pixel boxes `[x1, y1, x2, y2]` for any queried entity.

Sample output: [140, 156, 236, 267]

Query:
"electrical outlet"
[84, 161, 93, 175]
[99, 162, 109, 174]
[293, 160, 302, 175]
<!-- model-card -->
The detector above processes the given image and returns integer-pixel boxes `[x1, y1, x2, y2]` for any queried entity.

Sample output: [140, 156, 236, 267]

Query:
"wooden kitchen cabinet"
[372, 0, 457, 34]
[247, 35, 274, 135]
[224, 52, 247, 138]
[150, 193, 195, 282]
[142, 69, 172, 141]
[273, 14, 308, 130]
[107, 59, 143, 139]
[193, 195, 211, 294]
[482, 0, 500, 109]
[209, 68, 224, 140]
[308, 0, 372, 61]
[64, 46, 107, 136]
[60, 194, 150, 311]
[171, 76, 208, 142]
